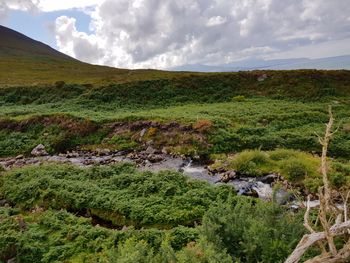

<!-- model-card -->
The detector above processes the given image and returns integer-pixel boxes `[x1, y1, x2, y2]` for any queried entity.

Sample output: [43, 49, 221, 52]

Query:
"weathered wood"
[285, 221, 350, 263]
[285, 107, 350, 263]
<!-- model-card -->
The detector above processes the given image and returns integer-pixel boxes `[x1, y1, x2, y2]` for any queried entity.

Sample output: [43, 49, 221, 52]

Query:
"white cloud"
[46, 0, 350, 68]
[38, 0, 100, 12]
[207, 16, 227, 27]
[55, 16, 103, 62]
[0, 0, 39, 21]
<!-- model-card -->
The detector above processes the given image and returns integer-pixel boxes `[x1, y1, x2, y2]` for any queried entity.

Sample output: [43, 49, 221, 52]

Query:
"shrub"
[232, 95, 246, 102]
[232, 150, 270, 176]
[280, 158, 308, 183]
[329, 172, 347, 188]
[201, 196, 305, 262]
[193, 119, 213, 132]
[2, 164, 228, 227]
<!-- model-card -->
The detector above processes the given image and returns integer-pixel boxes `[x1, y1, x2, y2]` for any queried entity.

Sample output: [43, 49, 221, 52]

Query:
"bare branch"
[284, 220, 350, 263]
[285, 106, 350, 263]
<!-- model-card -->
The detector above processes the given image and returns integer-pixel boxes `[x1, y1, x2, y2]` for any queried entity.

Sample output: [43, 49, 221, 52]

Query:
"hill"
[0, 25, 75, 61]
[0, 25, 192, 87]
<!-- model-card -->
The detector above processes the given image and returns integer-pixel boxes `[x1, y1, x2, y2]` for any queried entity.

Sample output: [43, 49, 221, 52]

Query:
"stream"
[1, 149, 288, 202]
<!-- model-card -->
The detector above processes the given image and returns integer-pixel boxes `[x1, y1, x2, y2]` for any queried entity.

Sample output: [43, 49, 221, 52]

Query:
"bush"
[281, 158, 312, 183]
[201, 196, 305, 262]
[2, 163, 230, 227]
[232, 150, 270, 176]
[232, 95, 246, 102]
[329, 172, 347, 188]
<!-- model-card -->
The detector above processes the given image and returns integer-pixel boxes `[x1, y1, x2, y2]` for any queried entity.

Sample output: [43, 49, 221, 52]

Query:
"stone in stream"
[31, 144, 48, 157]
[259, 174, 278, 184]
[219, 171, 236, 183]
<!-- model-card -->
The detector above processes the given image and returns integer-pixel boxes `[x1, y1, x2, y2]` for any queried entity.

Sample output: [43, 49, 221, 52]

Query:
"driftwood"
[285, 106, 350, 263]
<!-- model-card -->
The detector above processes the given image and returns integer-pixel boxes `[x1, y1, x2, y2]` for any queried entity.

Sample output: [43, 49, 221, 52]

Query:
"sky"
[1, 0, 350, 69]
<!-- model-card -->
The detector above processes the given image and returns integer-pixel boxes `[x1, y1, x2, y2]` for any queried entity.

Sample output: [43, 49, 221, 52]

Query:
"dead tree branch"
[285, 106, 350, 263]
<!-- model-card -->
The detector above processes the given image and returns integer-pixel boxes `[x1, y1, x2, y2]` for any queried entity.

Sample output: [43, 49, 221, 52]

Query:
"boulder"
[15, 154, 24, 160]
[31, 144, 48, 156]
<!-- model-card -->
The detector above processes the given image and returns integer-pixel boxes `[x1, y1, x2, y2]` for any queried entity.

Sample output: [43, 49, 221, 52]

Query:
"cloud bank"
[3, 0, 350, 69]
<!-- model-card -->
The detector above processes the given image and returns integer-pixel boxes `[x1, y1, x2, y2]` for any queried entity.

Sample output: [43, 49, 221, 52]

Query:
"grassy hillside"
[1, 70, 350, 158]
[0, 25, 196, 86]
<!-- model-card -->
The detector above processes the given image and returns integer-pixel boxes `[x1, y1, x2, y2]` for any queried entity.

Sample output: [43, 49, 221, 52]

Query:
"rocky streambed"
[0, 146, 293, 203]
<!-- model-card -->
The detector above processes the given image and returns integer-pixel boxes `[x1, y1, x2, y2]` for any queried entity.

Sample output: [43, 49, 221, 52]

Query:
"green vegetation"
[0, 164, 307, 263]
[1, 26, 350, 262]
[210, 149, 350, 192]
[1, 71, 350, 158]
[2, 163, 233, 228]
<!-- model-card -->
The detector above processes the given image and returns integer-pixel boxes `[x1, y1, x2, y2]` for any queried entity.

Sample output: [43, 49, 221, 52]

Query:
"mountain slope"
[0, 25, 190, 87]
[0, 25, 75, 61]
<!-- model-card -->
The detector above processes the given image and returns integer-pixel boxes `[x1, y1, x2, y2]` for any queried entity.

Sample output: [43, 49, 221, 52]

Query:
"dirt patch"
[105, 120, 211, 156]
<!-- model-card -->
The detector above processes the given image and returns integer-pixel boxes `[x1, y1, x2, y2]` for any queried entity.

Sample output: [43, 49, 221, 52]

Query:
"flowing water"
[1, 151, 275, 200]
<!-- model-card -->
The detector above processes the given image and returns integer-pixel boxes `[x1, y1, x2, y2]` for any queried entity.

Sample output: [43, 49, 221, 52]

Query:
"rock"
[66, 151, 79, 158]
[139, 128, 147, 139]
[31, 144, 48, 157]
[257, 74, 268, 82]
[259, 174, 278, 184]
[26, 159, 39, 165]
[238, 185, 259, 198]
[15, 155, 24, 160]
[95, 148, 111, 156]
[147, 154, 164, 163]
[207, 165, 226, 175]
[4, 159, 16, 167]
[145, 146, 156, 154]
[220, 171, 236, 183]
